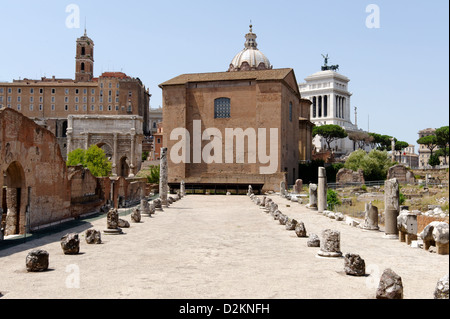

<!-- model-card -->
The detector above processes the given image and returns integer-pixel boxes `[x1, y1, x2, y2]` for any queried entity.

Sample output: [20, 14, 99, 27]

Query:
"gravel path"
[0, 195, 448, 299]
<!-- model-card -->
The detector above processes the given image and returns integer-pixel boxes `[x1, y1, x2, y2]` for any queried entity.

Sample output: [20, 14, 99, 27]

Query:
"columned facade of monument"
[67, 115, 144, 177]
[299, 60, 373, 156]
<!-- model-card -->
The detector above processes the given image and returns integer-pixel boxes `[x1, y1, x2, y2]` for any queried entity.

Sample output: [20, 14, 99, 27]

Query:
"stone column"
[159, 147, 169, 208]
[317, 229, 342, 258]
[84, 132, 90, 150]
[317, 167, 327, 213]
[384, 178, 400, 239]
[112, 133, 118, 176]
[362, 202, 379, 231]
[308, 184, 318, 210]
[129, 131, 136, 177]
[280, 181, 286, 197]
[180, 180, 186, 197]
[5, 188, 18, 236]
[294, 179, 303, 194]
[66, 130, 73, 155]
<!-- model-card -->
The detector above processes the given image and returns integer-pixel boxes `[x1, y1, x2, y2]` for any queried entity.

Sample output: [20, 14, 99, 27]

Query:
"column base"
[103, 228, 123, 235]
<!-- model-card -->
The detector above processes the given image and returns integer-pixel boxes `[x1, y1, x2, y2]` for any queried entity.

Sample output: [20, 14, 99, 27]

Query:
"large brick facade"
[159, 68, 313, 192]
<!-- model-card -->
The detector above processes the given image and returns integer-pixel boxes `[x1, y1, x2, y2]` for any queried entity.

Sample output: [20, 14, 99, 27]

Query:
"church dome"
[228, 25, 272, 72]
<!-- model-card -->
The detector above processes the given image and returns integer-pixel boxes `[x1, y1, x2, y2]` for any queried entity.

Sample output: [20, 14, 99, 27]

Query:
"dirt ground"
[0, 194, 448, 299]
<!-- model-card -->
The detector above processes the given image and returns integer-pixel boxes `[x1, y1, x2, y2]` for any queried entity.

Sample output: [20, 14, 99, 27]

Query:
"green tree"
[313, 125, 348, 150]
[344, 149, 393, 181]
[435, 126, 449, 164]
[428, 153, 441, 167]
[145, 165, 160, 184]
[67, 148, 85, 166]
[327, 189, 341, 211]
[347, 131, 374, 150]
[67, 145, 112, 177]
[417, 135, 438, 159]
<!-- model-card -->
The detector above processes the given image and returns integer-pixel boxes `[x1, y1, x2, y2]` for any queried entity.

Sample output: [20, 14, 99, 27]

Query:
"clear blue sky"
[1, 0, 448, 151]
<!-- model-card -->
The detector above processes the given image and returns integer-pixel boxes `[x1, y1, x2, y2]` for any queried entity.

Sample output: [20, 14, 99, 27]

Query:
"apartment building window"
[75, 97, 79, 103]
[0, 96, 3, 103]
[0, 88, 3, 94]
[17, 104, 21, 111]
[91, 97, 95, 103]
[75, 105, 79, 111]
[51, 96, 55, 103]
[65, 89, 69, 95]
[65, 105, 69, 111]
[17, 96, 21, 102]
[30, 104, 34, 111]
[51, 88, 55, 94]
[8, 88, 12, 94]
[65, 97, 69, 103]
[39, 88, 43, 94]
[99, 105, 103, 111]
[18, 88, 22, 94]
[30, 97, 34, 103]
[39, 104, 43, 111]
[91, 105, 95, 111]
[39, 96, 43, 103]
[115, 105, 119, 111]
[91, 89, 95, 95]
[30, 88, 34, 94]
[51, 104, 55, 111]
[108, 105, 112, 111]
[83, 88, 87, 95]
[214, 98, 231, 119]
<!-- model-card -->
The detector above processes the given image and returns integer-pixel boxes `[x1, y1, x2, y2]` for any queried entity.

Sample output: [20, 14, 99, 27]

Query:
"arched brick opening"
[2, 161, 26, 235]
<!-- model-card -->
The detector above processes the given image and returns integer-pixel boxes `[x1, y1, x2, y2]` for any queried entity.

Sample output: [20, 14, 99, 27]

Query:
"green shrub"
[146, 165, 160, 184]
[67, 146, 112, 177]
[327, 189, 341, 210]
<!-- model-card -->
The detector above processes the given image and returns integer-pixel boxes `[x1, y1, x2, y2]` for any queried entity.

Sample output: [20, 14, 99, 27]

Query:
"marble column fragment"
[317, 229, 342, 258]
[384, 178, 400, 238]
[317, 167, 328, 213]
[362, 202, 379, 231]
[308, 184, 318, 210]
[180, 180, 186, 197]
[159, 147, 169, 208]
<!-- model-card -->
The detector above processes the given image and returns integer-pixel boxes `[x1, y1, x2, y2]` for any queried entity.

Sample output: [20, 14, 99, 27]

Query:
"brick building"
[0, 31, 151, 159]
[159, 26, 313, 193]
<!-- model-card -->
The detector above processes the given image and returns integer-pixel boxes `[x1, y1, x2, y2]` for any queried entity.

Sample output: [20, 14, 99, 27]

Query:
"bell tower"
[75, 29, 94, 82]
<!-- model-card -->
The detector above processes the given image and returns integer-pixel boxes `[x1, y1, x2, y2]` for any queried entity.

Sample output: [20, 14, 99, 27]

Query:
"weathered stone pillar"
[317, 229, 342, 258]
[104, 208, 123, 235]
[317, 167, 328, 213]
[318, 229, 342, 257]
[180, 180, 186, 197]
[384, 178, 400, 239]
[294, 179, 303, 194]
[129, 131, 136, 177]
[362, 202, 379, 231]
[159, 147, 169, 208]
[112, 133, 118, 176]
[308, 184, 318, 210]
[5, 188, 18, 236]
[84, 132, 90, 150]
[280, 181, 286, 197]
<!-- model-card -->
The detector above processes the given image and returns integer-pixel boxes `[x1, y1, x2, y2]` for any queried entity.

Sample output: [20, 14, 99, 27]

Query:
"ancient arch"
[1, 108, 71, 235]
[97, 142, 113, 161]
[119, 156, 130, 177]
